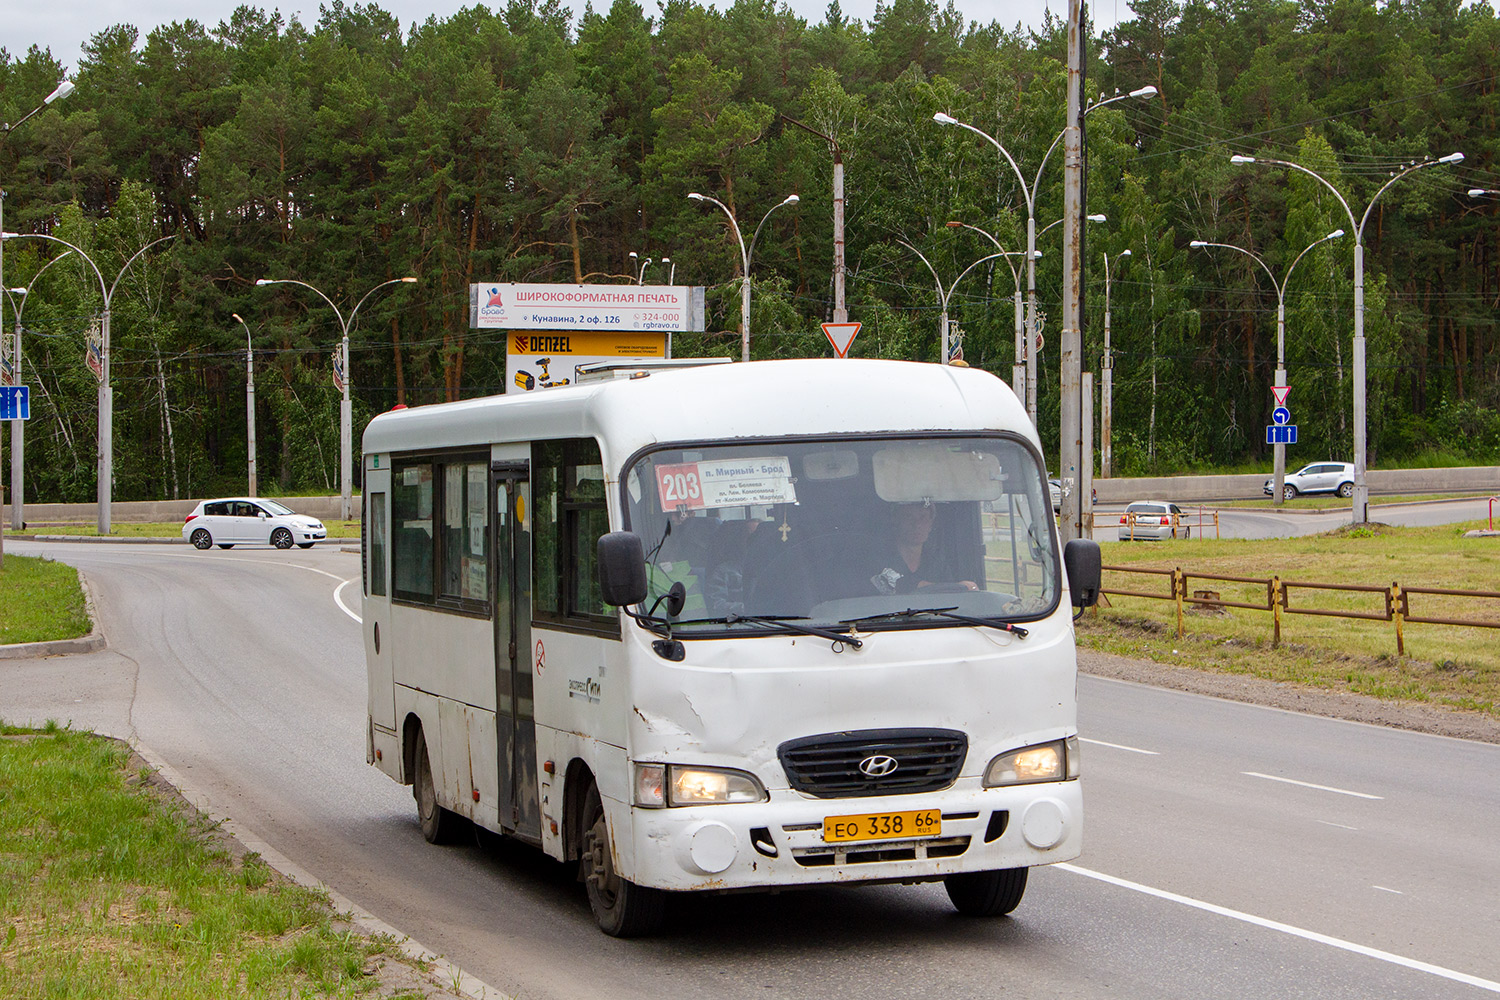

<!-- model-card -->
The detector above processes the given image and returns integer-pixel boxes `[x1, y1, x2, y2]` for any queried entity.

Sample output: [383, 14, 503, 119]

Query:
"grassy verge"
[22, 521, 361, 540]
[0, 725, 432, 999]
[1082, 520, 1500, 717]
[0, 555, 92, 644]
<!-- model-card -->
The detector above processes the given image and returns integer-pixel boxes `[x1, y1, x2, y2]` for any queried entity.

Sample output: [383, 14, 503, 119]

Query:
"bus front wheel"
[413, 729, 463, 844]
[944, 866, 1028, 916]
[581, 785, 665, 937]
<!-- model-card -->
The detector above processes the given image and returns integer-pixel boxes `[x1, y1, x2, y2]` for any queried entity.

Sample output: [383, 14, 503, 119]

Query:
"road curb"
[0, 567, 106, 659]
[24, 534, 185, 543]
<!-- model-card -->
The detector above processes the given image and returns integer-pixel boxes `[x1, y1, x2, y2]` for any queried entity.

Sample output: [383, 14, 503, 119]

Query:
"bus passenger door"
[493, 464, 541, 844]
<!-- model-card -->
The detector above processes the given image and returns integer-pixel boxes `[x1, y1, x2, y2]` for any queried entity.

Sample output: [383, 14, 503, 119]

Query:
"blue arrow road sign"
[0, 386, 29, 421]
[1272, 406, 1291, 425]
[1266, 424, 1298, 445]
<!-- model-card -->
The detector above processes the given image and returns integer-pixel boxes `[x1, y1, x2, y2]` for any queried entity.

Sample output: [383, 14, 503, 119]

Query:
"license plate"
[823, 809, 941, 843]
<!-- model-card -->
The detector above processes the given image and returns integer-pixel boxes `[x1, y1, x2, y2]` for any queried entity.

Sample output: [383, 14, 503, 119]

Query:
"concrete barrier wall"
[1091, 466, 1500, 504]
[6, 496, 352, 526]
[6, 467, 1498, 524]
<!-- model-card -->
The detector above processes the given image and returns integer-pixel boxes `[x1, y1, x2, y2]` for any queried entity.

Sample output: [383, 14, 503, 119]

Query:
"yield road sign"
[821, 322, 861, 358]
[0, 386, 29, 421]
[1272, 385, 1291, 406]
[1272, 406, 1291, 425]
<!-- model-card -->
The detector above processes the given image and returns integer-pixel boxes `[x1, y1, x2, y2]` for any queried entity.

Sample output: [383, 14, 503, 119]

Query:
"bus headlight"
[984, 736, 1079, 787]
[634, 764, 767, 807]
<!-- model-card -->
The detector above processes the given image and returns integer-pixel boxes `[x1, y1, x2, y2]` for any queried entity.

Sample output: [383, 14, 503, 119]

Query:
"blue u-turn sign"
[0, 386, 30, 421]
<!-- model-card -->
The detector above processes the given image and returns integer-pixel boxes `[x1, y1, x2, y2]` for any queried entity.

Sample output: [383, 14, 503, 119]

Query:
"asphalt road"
[3, 538, 1498, 998]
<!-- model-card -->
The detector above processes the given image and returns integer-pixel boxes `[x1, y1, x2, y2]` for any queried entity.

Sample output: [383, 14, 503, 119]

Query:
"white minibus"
[361, 358, 1101, 936]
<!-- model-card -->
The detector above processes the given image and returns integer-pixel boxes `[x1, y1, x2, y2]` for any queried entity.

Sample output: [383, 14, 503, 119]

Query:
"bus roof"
[361, 358, 1034, 460]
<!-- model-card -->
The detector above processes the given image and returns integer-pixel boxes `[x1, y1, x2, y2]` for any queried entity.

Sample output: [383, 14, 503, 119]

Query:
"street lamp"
[1099, 248, 1130, 479]
[637, 256, 653, 284]
[662, 257, 675, 285]
[946, 220, 1038, 385]
[897, 240, 1004, 363]
[1, 78, 74, 543]
[1232, 150, 1462, 523]
[688, 192, 799, 363]
[1, 230, 173, 534]
[231, 313, 257, 497]
[1190, 229, 1345, 505]
[255, 276, 417, 521]
[933, 86, 1154, 425]
[4, 249, 72, 529]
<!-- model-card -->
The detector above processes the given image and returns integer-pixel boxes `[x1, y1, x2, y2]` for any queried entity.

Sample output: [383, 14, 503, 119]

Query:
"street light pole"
[1, 79, 74, 545]
[933, 86, 1154, 426]
[1, 230, 173, 534]
[1232, 151, 1461, 523]
[1100, 248, 1129, 479]
[5, 250, 73, 528]
[946, 221, 1035, 392]
[687, 192, 799, 363]
[898, 240, 1004, 360]
[1190, 229, 1344, 505]
[255, 276, 417, 522]
[231, 313, 256, 497]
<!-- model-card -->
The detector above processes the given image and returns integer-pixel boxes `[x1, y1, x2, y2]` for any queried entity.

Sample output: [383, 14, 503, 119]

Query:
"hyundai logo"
[859, 755, 899, 778]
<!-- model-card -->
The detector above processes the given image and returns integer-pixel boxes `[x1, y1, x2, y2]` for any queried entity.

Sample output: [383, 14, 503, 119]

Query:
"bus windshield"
[621, 436, 1058, 635]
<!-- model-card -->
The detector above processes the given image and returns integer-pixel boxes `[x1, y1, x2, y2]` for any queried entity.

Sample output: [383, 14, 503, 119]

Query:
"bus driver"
[870, 500, 978, 595]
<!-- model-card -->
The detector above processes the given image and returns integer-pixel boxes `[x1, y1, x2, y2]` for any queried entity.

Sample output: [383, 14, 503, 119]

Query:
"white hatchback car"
[1263, 462, 1356, 500]
[182, 498, 327, 550]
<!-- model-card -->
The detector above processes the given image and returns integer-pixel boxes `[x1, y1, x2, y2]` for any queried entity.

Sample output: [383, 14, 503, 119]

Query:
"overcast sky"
[8, 0, 1137, 73]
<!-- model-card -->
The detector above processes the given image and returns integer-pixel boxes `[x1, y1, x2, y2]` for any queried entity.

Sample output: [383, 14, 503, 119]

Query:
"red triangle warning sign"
[822, 322, 861, 358]
[1271, 385, 1291, 407]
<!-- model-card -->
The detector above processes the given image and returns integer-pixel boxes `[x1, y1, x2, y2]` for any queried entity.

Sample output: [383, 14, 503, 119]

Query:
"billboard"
[507, 331, 667, 393]
[470, 283, 705, 332]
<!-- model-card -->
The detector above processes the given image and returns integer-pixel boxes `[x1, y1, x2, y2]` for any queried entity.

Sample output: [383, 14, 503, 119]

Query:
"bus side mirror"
[598, 531, 648, 607]
[1063, 539, 1101, 608]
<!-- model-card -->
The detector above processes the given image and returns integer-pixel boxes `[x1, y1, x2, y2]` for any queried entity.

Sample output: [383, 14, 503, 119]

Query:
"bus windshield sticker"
[655, 456, 796, 512]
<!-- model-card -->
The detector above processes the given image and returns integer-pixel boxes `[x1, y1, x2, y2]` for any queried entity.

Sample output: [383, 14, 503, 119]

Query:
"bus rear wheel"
[581, 785, 665, 937]
[944, 866, 1028, 916]
[413, 729, 463, 844]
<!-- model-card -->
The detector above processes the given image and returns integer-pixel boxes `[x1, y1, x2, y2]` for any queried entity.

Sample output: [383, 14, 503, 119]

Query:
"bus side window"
[393, 462, 435, 602]
[368, 492, 387, 597]
[533, 438, 616, 632]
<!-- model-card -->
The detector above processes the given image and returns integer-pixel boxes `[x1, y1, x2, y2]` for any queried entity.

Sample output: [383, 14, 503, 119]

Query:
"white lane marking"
[1317, 820, 1359, 831]
[333, 577, 362, 624]
[1057, 863, 1500, 993]
[1242, 771, 1383, 800]
[1081, 737, 1159, 755]
[1373, 886, 1404, 895]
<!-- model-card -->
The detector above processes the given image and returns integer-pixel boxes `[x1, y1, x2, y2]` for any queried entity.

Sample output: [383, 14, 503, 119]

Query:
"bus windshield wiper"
[679, 613, 863, 649]
[840, 607, 1029, 638]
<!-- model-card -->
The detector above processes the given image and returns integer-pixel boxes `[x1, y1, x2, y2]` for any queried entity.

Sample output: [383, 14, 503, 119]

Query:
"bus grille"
[778, 729, 967, 798]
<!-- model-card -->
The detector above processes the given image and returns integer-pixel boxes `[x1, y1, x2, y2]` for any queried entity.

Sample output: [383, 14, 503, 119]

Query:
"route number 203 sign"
[655, 456, 797, 512]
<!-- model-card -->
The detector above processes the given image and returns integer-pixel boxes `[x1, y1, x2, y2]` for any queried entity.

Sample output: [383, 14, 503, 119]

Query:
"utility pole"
[780, 114, 846, 323]
[1058, 0, 1086, 542]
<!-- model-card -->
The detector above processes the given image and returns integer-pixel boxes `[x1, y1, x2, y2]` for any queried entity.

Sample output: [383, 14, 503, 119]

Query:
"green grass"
[1084, 520, 1500, 717]
[0, 727, 422, 998]
[0, 555, 92, 644]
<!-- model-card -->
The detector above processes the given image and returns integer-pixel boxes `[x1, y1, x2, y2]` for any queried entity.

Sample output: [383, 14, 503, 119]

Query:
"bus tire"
[413, 729, 463, 845]
[944, 866, 1028, 916]
[581, 784, 665, 937]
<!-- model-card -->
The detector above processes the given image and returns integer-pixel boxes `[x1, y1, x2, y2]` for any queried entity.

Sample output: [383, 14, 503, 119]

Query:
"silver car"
[1118, 501, 1191, 541]
[182, 497, 327, 550]
[1263, 462, 1355, 500]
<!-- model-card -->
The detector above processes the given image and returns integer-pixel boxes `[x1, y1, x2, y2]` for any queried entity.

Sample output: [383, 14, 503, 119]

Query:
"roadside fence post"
[1271, 576, 1282, 647]
[1390, 582, 1405, 656]
[1174, 567, 1185, 638]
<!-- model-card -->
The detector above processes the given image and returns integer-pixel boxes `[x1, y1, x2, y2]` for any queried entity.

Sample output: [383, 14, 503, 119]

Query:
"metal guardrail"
[1099, 565, 1500, 655]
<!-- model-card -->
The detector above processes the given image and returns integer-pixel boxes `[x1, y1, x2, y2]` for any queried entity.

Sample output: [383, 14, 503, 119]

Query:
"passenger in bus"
[869, 501, 978, 595]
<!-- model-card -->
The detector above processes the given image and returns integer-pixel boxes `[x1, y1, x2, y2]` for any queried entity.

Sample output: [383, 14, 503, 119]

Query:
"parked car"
[1263, 462, 1356, 500]
[182, 498, 327, 550]
[1118, 501, 1191, 541]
